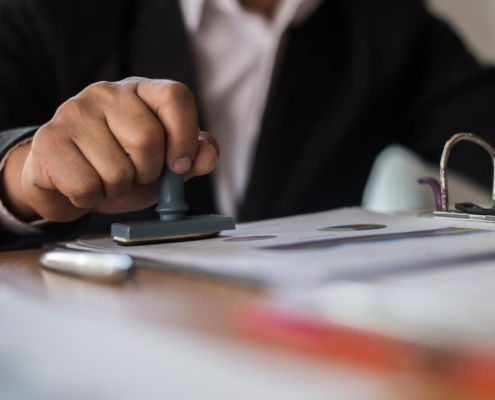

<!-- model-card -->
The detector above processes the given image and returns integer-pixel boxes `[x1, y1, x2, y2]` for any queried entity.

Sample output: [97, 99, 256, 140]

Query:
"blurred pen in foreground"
[235, 281, 495, 400]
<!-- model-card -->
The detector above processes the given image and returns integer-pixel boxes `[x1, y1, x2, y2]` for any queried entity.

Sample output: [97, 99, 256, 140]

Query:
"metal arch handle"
[440, 133, 495, 212]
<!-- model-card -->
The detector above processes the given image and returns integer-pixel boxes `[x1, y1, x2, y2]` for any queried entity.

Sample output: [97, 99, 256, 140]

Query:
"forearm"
[0, 141, 40, 222]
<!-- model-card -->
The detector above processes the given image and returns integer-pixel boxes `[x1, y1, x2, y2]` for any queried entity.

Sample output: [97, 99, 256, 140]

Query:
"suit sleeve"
[400, 4, 495, 189]
[0, 0, 89, 250]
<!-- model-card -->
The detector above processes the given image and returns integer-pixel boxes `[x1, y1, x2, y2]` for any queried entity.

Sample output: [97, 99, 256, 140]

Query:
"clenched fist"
[0, 77, 219, 222]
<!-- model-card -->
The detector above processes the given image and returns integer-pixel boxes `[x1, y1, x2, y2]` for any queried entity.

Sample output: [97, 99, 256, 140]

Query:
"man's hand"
[0, 78, 219, 222]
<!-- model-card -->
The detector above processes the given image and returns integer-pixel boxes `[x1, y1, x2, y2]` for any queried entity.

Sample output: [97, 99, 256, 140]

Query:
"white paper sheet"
[65, 207, 495, 286]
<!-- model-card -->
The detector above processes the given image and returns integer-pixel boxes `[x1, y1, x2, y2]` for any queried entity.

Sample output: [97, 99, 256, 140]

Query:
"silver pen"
[39, 250, 133, 281]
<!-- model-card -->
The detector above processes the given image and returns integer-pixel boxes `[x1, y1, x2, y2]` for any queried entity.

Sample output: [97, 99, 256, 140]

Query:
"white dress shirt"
[181, 0, 320, 217]
[0, 0, 321, 233]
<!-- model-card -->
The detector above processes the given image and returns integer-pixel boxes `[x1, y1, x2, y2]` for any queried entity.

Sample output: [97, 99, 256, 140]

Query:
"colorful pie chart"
[319, 224, 386, 232]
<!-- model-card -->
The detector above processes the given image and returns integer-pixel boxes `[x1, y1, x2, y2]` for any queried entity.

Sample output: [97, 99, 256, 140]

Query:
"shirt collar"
[179, 0, 207, 32]
[179, 0, 323, 33]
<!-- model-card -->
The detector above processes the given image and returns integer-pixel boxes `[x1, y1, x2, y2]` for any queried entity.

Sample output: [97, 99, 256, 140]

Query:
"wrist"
[0, 142, 40, 222]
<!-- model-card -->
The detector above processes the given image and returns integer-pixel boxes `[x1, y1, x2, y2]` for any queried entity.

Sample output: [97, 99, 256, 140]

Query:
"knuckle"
[121, 76, 143, 86]
[32, 123, 59, 150]
[107, 165, 134, 186]
[135, 165, 161, 185]
[126, 124, 163, 152]
[67, 179, 102, 208]
[54, 98, 85, 123]
[162, 81, 194, 106]
[104, 165, 135, 198]
[86, 80, 115, 93]
[84, 81, 121, 103]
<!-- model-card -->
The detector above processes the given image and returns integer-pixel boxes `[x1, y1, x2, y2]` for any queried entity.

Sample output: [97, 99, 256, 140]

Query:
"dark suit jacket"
[1, 0, 495, 250]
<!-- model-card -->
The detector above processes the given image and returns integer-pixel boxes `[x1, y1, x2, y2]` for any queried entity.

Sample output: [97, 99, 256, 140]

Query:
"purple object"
[418, 177, 442, 211]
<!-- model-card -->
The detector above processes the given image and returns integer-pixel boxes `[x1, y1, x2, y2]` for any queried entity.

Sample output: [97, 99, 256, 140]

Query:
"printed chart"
[319, 224, 386, 232]
[262, 227, 485, 251]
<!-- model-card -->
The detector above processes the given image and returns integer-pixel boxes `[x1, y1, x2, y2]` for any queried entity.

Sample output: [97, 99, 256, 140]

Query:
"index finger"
[132, 78, 200, 174]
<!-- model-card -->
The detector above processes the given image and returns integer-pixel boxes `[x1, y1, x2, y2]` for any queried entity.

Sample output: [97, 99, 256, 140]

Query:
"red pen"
[235, 304, 495, 399]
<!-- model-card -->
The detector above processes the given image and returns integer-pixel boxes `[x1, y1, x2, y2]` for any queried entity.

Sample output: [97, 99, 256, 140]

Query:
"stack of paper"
[64, 207, 495, 286]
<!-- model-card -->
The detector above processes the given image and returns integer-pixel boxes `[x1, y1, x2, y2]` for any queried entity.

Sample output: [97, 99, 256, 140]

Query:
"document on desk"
[63, 207, 495, 286]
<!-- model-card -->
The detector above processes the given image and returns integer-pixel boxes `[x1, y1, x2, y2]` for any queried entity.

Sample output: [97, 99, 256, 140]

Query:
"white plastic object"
[39, 251, 133, 281]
